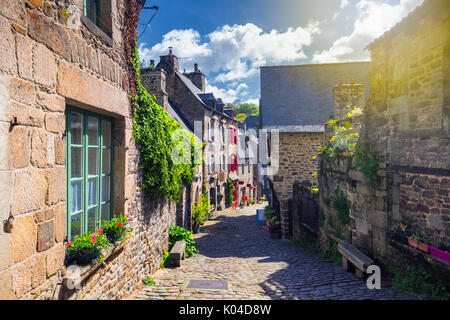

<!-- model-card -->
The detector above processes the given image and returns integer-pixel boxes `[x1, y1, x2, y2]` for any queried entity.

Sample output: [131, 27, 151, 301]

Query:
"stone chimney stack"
[156, 48, 179, 75]
[140, 68, 168, 108]
[332, 81, 365, 120]
[187, 63, 206, 92]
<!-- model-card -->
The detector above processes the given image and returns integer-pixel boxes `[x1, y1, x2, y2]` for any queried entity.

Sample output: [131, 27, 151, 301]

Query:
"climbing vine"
[131, 43, 201, 202]
[315, 105, 380, 185]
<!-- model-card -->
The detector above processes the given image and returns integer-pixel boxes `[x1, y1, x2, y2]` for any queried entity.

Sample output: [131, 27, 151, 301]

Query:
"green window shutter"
[65, 106, 114, 240]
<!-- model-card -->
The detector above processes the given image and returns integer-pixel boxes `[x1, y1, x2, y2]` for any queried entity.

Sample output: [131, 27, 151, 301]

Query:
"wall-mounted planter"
[408, 237, 418, 248]
[428, 245, 450, 264]
[417, 242, 429, 253]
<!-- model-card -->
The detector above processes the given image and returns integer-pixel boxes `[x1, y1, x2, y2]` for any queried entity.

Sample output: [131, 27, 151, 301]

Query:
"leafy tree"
[228, 103, 259, 117]
[235, 113, 247, 123]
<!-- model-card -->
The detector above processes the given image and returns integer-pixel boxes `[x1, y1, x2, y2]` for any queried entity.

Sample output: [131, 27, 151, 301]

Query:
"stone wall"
[333, 82, 365, 119]
[317, 0, 450, 268]
[0, 0, 178, 299]
[268, 132, 323, 236]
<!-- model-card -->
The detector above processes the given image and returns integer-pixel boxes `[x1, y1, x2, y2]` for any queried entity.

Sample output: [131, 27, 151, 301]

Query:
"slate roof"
[176, 72, 234, 121]
[244, 115, 259, 129]
[166, 98, 194, 134]
[259, 61, 370, 132]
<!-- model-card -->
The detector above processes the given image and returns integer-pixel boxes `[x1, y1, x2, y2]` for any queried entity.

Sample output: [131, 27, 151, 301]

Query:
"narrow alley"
[134, 203, 423, 300]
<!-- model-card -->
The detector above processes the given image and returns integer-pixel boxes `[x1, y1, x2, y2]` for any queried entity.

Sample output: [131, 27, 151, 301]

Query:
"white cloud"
[139, 22, 321, 84]
[313, 0, 424, 63]
[205, 80, 238, 104]
[340, 0, 349, 9]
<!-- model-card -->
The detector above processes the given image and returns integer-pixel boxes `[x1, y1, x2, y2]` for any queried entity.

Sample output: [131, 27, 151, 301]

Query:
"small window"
[66, 107, 113, 239]
[84, 0, 112, 38]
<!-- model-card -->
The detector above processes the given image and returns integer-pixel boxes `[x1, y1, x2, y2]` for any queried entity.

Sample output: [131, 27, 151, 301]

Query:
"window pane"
[71, 181, 82, 213]
[88, 116, 98, 145]
[71, 213, 82, 239]
[71, 147, 82, 178]
[101, 203, 110, 222]
[102, 120, 111, 147]
[70, 112, 82, 145]
[88, 147, 98, 175]
[102, 176, 110, 202]
[88, 178, 97, 206]
[102, 148, 110, 174]
[87, 207, 97, 232]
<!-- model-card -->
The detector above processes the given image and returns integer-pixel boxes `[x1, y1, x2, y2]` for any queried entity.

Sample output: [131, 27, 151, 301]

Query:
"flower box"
[428, 245, 450, 264]
[408, 237, 418, 248]
[417, 242, 429, 253]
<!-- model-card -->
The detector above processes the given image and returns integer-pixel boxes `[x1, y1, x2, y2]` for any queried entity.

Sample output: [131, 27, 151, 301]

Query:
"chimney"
[187, 63, 206, 92]
[156, 48, 179, 75]
[332, 80, 365, 120]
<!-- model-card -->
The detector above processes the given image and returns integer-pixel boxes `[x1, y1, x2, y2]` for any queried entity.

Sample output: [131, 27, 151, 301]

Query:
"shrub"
[65, 231, 112, 265]
[193, 194, 209, 226]
[168, 226, 199, 258]
[160, 250, 170, 268]
[101, 213, 133, 244]
[263, 205, 275, 220]
[332, 188, 350, 225]
[226, 178, 235, 206]
[143, 277, 156, 286]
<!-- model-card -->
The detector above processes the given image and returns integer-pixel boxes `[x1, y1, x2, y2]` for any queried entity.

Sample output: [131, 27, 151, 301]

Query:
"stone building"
[317, 0, 449, 280]
[0, 0, 184, 299]
[141, 51, 257, 213]
[260, 62, 370, 237]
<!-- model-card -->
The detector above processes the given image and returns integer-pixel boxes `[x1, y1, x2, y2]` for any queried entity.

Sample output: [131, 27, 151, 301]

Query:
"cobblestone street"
[133, 203, 424, 300]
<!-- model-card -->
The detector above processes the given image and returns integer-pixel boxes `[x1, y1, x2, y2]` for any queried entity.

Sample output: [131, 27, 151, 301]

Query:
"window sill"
[81, 15, 113, 47]
[62, 241, 127, 290]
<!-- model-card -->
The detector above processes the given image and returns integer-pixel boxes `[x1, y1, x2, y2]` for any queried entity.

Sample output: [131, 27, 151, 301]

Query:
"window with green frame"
[84, 0, 99, 25]
[65, 107, 114, 240]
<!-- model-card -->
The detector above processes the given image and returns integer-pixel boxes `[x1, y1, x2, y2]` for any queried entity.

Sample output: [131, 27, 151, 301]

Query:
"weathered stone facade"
[269, 132, 323, 235]
[317, 0, 449, 280]
[141, 52, 256, 216]
[0, 0, 180, 300]
[260, 62, 370, 238]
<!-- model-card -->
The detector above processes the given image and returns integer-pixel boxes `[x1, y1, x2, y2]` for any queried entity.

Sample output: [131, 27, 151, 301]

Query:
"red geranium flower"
[66, 241, 72, 247]
[116, 222, 122, 227]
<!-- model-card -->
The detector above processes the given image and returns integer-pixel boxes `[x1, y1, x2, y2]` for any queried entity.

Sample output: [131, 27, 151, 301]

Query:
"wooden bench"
[170, 241, 186, 267]
[338, 241, 374, 279]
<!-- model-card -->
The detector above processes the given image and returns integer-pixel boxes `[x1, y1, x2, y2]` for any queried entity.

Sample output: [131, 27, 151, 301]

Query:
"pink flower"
[91, 234, 97, 244]
[96, 229, 103, 234]
[66, 241, 72, 247]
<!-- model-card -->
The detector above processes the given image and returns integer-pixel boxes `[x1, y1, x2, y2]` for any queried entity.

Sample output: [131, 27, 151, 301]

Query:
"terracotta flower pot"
[417, 242, 429, 253]
[408, 237, 418, 248]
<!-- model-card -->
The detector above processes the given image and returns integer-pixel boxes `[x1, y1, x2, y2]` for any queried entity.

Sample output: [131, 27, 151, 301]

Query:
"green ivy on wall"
[131, 42, 201, 202]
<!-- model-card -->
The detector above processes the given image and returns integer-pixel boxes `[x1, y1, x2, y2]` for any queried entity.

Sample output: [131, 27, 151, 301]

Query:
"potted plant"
[268, 217, 282, 239]
[264, 205, 275, 227]
[192, 195, 208, 234]
[408, 232, 419, 248]
[100, 213, 133, 246]
[65, 231, 112, 266]
[389, 223, 409, 245]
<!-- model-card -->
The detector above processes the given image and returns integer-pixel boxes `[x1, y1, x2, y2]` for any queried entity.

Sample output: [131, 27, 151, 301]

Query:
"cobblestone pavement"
[134, 203, 425, 300]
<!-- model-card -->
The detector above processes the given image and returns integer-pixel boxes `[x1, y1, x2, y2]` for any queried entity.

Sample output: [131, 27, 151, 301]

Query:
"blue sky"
[138, 0, 423, 105]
